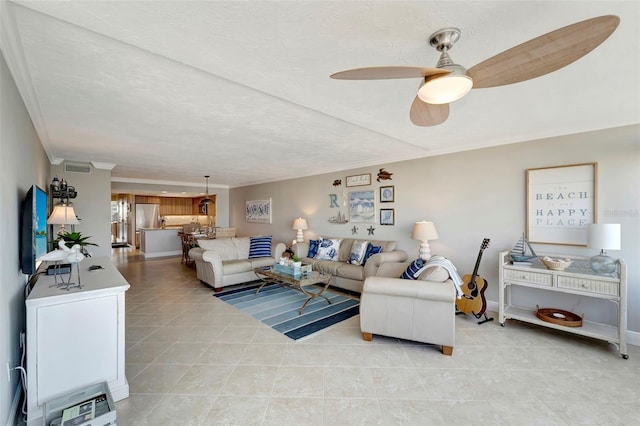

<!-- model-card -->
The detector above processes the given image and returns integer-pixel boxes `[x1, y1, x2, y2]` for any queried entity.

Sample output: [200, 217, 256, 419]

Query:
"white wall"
[1, 52, 50, 425]
[230, 124, 640, 337]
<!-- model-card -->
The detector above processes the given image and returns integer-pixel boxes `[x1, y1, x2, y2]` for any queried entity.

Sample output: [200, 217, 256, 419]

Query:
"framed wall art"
[245, 198, 272, 223]
[348, 190, 375, 223]
[346, 173, 371, 187]
[526, 163, 597, 246]
[380, 185, 394, 203]
[380, 208, 395, 225]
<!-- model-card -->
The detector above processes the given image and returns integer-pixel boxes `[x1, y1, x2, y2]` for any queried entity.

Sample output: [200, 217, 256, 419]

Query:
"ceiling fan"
[330, 15, 619, 127]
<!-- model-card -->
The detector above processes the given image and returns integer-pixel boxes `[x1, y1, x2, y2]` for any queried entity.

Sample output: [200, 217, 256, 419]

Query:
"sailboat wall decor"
[328, 210, 348, 224]
[511, 233, 538, 261]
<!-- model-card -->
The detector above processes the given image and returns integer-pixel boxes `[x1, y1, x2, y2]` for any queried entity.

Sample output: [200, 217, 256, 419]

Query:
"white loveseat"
[190, 237, 285, 292]
[293, 237, 408, 293]
[360, 261, 457, 355]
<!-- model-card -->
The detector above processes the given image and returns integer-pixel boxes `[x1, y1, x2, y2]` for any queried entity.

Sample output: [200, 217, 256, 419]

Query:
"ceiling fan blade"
[410, 96, 449, 126]
[467, 15, 620, 89]
[331, 66, 449, 80]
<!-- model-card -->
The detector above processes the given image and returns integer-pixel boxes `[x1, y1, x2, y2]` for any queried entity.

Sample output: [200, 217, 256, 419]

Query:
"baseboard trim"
[486, 300, 638, 347]
[6, 384, 22, 426]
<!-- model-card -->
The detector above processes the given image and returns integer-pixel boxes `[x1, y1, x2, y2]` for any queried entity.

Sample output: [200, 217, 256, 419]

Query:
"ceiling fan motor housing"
[429, 27, 461, 52]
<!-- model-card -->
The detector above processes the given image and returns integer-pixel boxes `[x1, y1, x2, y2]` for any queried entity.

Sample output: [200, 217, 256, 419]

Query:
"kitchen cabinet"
[136, 196, 194, 215]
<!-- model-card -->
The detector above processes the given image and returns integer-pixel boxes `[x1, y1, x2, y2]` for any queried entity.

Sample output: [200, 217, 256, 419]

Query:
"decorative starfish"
[367, 226, 375, 236]
[351, 226, 358, 235]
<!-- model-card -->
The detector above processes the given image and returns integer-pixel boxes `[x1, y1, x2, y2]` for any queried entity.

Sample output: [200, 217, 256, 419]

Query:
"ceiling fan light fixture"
[418, 72, 473, 105]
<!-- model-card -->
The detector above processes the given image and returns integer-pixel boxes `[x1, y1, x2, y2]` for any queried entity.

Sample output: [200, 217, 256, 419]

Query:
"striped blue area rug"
[214, 282, 359, 340]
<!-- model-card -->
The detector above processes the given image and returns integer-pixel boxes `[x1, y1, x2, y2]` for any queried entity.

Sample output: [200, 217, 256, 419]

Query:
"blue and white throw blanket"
[419, 255, 464, 299]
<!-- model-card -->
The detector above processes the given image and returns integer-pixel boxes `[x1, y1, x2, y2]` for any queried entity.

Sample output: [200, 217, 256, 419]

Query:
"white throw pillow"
[348, 240, 368, 265]
[315, 238, 342, 261]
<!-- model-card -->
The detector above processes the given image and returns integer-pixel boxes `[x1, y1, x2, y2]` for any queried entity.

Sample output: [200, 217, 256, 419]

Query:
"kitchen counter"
[139, 228, 182, 259]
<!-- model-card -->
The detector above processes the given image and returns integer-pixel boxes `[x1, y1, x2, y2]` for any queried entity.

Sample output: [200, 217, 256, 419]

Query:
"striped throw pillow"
[248, 236, 272, 259]
[400, 258, 424, 280]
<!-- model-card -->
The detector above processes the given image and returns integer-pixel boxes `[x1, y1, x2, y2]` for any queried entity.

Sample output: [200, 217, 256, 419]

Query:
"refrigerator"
[111, 198, 130, 244]
[135, 204, 160, 230]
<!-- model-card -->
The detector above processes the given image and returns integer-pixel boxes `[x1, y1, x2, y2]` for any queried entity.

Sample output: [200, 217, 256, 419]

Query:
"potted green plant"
[57, 231, 98, 257]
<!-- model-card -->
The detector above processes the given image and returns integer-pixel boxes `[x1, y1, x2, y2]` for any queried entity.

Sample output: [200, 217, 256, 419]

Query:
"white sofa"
[189, 237, 285, 292]
[360, 261, 457, 355]
[293, 237, 408, 293]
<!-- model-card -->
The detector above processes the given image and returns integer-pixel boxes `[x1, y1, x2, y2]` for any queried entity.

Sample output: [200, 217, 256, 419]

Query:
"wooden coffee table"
[254, 267, 333, 314]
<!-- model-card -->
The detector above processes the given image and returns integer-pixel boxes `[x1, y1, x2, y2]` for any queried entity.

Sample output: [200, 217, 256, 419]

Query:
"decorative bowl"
[536, 306, 583, 327]
[541, 257, 572, 271]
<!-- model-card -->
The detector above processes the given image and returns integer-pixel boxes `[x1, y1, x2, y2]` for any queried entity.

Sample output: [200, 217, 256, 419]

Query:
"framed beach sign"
[245, 198, 272, 223]
[526, 163, 597, 246]
[346, 173, 371, 187]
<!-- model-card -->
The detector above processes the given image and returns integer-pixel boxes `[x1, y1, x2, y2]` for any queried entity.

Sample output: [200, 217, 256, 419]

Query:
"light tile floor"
[111, 248, 639, 425]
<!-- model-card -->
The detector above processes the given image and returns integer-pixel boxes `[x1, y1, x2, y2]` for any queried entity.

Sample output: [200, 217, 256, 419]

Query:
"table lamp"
[587, 223, 621, 274]
[292, 217, 308, 243]
[47, 204, 79, 235]
[412, 221, 439, 261]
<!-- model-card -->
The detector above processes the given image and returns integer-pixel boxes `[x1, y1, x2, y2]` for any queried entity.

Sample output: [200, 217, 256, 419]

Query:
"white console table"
[498, 251, 627, 358]
[26, 257, 130, 425]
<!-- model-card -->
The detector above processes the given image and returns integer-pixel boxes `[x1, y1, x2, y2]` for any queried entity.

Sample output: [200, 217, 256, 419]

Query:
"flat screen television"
[20, 184, 48, 275]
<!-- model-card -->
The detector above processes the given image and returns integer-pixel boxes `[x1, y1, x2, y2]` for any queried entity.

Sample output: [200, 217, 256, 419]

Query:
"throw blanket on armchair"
[420, 255, 464, 298]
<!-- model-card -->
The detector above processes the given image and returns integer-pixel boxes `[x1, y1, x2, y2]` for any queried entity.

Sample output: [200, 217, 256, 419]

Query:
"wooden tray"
[536, 305, 583, 327]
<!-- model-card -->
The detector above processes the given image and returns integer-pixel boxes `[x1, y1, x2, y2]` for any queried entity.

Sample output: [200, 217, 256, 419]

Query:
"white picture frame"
[245, 198, 272, 223]
[348, 190, 375, 223]
[526, 163, 597, 246]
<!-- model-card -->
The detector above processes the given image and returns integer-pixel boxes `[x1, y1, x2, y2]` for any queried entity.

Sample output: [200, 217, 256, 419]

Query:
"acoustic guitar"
[456, 238, 490, 317]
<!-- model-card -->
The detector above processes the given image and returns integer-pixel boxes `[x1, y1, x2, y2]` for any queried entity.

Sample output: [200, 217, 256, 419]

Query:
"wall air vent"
[64, 162, 91, 174]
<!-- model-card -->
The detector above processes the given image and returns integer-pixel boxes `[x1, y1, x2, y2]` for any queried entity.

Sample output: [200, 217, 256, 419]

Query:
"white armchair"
[359, 261, 457, 355]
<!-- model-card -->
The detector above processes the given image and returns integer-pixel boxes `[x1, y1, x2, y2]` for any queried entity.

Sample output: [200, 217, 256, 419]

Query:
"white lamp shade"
[412, 221, 439, 241]
[418, 74, 473, 104]
[292, 217, 308, 231]
[587, 224, 621, 250]
[47, 205, 79, 225]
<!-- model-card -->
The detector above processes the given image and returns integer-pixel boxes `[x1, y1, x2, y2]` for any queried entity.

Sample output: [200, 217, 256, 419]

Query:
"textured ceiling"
[2, 1, 639, 189]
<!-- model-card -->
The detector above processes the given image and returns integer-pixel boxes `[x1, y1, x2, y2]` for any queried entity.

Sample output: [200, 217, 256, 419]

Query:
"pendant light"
[199, 175, 214, 207]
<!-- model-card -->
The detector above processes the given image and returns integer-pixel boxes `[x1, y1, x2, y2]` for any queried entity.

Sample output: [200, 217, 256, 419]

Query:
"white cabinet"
[26, 257, 130, 425]
[498, 251, 627, 358]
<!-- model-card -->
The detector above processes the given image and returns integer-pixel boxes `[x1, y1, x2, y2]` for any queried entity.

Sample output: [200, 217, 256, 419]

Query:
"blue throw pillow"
[307, 239, 320, 258]
[362, 243, 382, 265]
[248, 236, 272, 259]
[400, 258, 424, 280]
